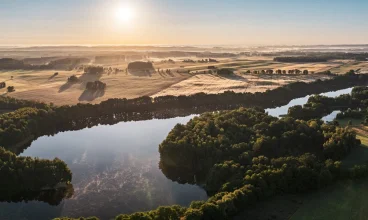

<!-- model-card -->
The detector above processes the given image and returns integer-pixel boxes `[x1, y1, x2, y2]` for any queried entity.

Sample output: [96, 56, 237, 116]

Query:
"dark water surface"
[0, 87, 354, 220]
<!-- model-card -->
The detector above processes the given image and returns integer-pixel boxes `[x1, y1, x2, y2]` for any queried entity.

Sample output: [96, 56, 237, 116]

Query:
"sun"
[116, 6, 134, 23]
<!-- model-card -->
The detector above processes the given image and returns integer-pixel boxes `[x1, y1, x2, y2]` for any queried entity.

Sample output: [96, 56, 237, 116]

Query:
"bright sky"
[0, 0, 367, 46]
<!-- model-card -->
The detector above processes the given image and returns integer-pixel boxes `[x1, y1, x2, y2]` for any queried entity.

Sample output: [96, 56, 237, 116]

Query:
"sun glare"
[116, 6, 134, 23]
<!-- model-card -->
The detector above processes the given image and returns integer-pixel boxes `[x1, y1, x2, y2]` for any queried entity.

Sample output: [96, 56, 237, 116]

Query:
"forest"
[159, 108, 360, 192]
[0, 147, 73, 204]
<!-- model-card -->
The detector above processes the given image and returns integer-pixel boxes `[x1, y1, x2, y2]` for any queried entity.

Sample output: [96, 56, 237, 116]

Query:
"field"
[290, 179, 368, 220]
[0, 70, 190, 105]
[329, 61, 368, 74]
[0, 55, 351, 105]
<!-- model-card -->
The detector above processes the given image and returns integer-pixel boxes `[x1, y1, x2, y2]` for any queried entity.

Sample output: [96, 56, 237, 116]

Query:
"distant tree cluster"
[0, 58, 90, 71]
[183, 59, 196, 63]
[183, 58, 218, 63]
[67, 75, 79, 83]
[274, 56, 328, 63]
[7, 86, 15, 92]
[273, 52, 368, 62]
[84, 66, 104, 75]
[160, 59, 175, 64]
[197, 58, 217, 63]
[86, 81, 106, 91]
[246, 69, 310, 75]
[217, 68, 234, 75]
[127, 61, 154, 70]
[0, 82, 5, 89]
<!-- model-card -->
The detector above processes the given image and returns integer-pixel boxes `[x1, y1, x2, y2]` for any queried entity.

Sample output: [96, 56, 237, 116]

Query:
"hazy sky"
[0, 0, 367, 46]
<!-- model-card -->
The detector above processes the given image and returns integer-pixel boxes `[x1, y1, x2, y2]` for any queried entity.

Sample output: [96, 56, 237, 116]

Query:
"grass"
[290, 179, 368, 220]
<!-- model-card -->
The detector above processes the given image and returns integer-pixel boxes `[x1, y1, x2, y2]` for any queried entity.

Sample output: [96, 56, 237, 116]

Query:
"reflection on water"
[322, 110, 342, 122]
[0, 115, 207, 220]
[266, 87, 353, 118]
[0, 87, 355, 220]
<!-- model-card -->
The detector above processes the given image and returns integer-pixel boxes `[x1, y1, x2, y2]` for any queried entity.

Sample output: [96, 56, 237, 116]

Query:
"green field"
[290, 180, 368, 220]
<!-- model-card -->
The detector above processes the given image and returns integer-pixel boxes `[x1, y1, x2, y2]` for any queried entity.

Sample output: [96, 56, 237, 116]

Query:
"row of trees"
[84, 66, 104, 75]
[182, 58, 218, 63]
[245, 69, 310, 75]
[0, 58, 90, 71]
[274, 56, 328, 63]
[0, 96, 51, 110]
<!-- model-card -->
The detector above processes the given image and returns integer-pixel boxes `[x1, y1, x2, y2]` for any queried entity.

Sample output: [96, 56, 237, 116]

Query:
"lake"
[0, 87, 354, 220]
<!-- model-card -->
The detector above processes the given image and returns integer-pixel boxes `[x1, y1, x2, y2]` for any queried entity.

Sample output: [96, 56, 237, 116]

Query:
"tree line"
[274, 56, 328, 63]
[0, 58, 90, 71]
[245, 69, 310, 75]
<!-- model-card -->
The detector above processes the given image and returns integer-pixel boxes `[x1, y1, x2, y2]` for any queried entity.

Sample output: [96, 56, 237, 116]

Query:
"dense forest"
[159, 108, 360, 192]
[0, 147, 73, 204]
[0, 184, 74, 206]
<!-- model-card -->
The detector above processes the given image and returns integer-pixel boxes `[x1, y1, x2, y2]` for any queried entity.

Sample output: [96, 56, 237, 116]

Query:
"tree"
[7, 86, 15, 92]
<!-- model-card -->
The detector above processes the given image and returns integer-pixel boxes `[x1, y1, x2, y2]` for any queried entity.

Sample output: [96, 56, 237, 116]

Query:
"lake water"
[265, 87, 353, 118]
[0, 87, 355, 220]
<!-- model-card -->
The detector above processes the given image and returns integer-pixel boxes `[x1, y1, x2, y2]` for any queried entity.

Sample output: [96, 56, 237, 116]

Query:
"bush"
[217, 68, 234, 75]
[86, 81, 106, 91]
[127, 62, 154, 70]
[7, 86, 15, 92]
[67, 75, 79, 83]
[84, 66, 104, 75]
